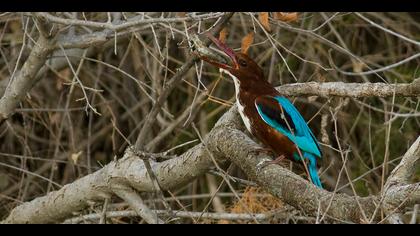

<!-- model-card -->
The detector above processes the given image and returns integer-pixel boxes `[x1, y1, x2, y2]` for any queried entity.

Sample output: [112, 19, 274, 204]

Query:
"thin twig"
[35, 12, 225, 32]
[64, 210, 274, 224]
[113, 186, 164, 224]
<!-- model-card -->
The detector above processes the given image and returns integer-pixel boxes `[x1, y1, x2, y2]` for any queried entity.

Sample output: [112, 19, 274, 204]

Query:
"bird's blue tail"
[304, 152, 323, 189]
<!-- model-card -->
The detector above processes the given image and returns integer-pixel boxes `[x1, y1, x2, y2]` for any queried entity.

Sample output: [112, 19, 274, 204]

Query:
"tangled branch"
[3, 100, 419, 223]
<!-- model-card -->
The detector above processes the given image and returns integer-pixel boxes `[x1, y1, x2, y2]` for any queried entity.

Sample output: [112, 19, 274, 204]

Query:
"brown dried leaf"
[220, 187, 284, 223]
[273, 12, 298, 22]
[176, 12, 186, 17]
[241, 32, 254, 55]
[258, 12, 271, 32]
[219, 27, 228, 44]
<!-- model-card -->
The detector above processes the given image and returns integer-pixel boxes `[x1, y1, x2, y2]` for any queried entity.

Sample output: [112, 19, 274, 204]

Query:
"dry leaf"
[71, 151, 83, 165]
[241, 32, 254, 55]
[273, 12, 298, 22]
[219, 27, 228, 44]
[176, 12, 186, 17]
[258, 12, 271, 32]
[219, 187, 283, 223]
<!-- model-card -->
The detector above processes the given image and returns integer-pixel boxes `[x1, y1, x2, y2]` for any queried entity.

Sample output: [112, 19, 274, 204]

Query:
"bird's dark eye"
[238, 59, 247, 67]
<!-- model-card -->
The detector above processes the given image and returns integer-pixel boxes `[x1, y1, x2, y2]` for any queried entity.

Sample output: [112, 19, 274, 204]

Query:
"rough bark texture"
[277, 79, 420, 98]
[3, 106, 419, 224]
[2, 141, 216, 223]
[383, 136, 420, 218]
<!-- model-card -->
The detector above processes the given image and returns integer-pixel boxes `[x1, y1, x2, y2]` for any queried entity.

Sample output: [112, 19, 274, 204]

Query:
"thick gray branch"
[0, 12, 130, 119]
[2, 77, 420, 109]
[2, 77, 420, 223]
[1, 140, 217, 224]
[205, 110, 379, 223]
[383, 136, 420, 217]
[385, 136, 420, 187]
[65, 210, 274, 224]
[0, 35, 54, 123]
[112, 186, 164, 224]
[277, 78, 420, 98]
[1, 107, 384, 224]
[384, 183, 420, 211]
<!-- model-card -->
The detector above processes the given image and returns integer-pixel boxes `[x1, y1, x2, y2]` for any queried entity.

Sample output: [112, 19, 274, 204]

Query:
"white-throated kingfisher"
[199, 34, 323, 188]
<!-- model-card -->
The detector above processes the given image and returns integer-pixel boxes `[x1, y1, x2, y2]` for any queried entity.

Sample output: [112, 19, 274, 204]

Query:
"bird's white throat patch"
[220, 68, 252, 133]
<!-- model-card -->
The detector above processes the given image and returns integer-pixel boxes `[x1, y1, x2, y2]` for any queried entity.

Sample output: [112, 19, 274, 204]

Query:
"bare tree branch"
[130, 12, 234, 217]
[35, 12, 225, 32]
[112, 186, 164, 224]
[2, 80, 420, 223]
[4, 105, 415, 224]
[385, 136, 420, 187]
[1, 135, 218, 223]
[382, 136, 420, 222]
[277, 78, 420, 98]
[64, 210, 278, 224]
[0, 15, 131, 121]
[0, 35, 55, 124]
[134, 12, 235, 149]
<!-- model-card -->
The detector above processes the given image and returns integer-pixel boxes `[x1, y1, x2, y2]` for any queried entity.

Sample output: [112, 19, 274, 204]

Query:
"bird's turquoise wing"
[255, 95, 322, 158]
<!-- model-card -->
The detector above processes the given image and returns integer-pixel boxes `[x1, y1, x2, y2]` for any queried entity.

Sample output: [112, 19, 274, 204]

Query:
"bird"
[198, 33, 323, 188]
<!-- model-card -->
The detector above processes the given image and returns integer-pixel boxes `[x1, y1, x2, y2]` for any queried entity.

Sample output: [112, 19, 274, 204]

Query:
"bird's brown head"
[200, 33, 265, 83]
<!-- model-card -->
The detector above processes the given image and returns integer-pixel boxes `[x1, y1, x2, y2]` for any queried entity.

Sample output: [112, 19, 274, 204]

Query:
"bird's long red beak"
[200, 32, 238, 70]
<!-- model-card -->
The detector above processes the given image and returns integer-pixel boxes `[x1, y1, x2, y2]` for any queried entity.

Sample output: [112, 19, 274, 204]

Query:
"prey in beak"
[191, 31, 265, 83]
[190, 32, 239, 71]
